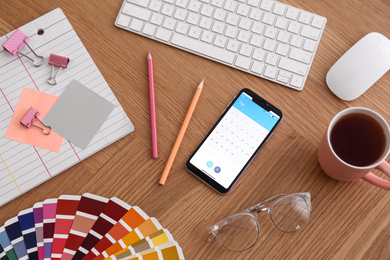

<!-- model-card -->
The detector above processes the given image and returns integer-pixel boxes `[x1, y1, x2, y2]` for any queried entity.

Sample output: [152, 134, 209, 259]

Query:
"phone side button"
[221, 102, 231, 114]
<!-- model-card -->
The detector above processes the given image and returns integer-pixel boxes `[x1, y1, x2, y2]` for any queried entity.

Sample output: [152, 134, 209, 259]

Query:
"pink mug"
[318, 107, 390, 189]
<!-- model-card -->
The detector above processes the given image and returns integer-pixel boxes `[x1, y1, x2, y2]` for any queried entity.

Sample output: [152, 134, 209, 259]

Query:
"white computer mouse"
[326, 32, 390, 101]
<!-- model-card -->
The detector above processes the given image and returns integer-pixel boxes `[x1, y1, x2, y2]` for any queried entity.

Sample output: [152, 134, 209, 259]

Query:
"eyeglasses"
[208, 192, 311, 252]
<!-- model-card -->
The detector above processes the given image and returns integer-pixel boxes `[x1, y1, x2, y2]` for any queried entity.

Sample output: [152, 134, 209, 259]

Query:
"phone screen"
[186, 89, 282, 193]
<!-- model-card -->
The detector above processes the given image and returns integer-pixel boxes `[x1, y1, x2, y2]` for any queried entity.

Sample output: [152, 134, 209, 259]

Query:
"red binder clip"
[47, 54, 70, 85]
[2, 29, 44, 67]
[20, 107, 52, 135]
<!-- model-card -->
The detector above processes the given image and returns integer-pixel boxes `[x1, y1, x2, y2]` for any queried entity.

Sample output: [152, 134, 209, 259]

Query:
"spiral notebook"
[0, 8, 134, 207]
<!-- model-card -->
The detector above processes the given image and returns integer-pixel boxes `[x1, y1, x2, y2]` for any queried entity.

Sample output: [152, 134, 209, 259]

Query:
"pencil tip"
[198, 79, 204, 88]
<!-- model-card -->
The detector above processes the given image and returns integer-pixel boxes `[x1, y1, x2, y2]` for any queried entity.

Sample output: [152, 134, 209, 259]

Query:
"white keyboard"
[115, 0, 326, 90]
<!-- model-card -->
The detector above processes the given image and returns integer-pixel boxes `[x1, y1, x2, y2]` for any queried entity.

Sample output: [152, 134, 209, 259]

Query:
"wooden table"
[1, 0, 390, 259]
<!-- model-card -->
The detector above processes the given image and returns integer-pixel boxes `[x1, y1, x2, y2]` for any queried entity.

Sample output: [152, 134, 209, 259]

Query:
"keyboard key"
[149, 0, 162, 11]
[249, 8, 262, 21]
[235, 56, 251, 70]
[275, 17, 289, 30]
[301, 26, 321, 40]
[276, 43, 289, 56]
[250, 34, 263, 47]
[155, 27, 172, 41]
[263, 65, 277, 78]
[151, 13, 164, 25]
[176, 22, 189, 34]
[290, 75, 304, 89]
[251, 61, 264, 74]
[171, 33, 236, 64]
[187, 12, 200, 25]
[289, 48, 312, 64]
[188, 0, 201, 12]
[311, 16, 326, 29]
[188, 26, 202, 38]
[251, 23, 265, 35]
[214, 35, 227, 47]
[237, 4, 250, 16]
[225, 26, 238, 38]
[287, 21, 301, 34]
[143, 23, 156, 36]
[162, 4, 175, 16]
[277, 74, 289, 83]
[303, 39, 317, 52]
[247, 0, 260, 7]
[212, 21, 225, 33]
[262, 13, 276, 25]
[237, 31, 251, 43]
[263, 39, 276, 52]
[117, 15, 131, 27]
[174, 8, 188, 20]
[211, 0, 224, 8]
[123, 3, 151, 21]
[224, 0, 238, 12]
[260, 0, 274, 11]
[252, 49, 266, 61]
[199, 17, 213, 29]
[238, 18, 252, 30]
[239, 44, 253, 56]
[213, 9, 227, 21]
[176, 0, 189, 8]
[129, 18, 144, 31]
[201, 5, 214, 16]
[163, 17, 176, 29]
[201, 31, 214, 43]
[290, 35, 303, 47]
[298, 11, 312, 24]
[278, 57, 308, 76]
[272, 3, 286, 16]
[264, 26, 278, 39]
[226, 39, 240, 52]
[278, 71, 291, 84]
[279, 71, 291, 78]
[227, 13, 240, 25]
[128, 0, 148, 7]
[285, 7, 300, 20]
[265, 53, 279, 66]
[277, 31, 291, 43]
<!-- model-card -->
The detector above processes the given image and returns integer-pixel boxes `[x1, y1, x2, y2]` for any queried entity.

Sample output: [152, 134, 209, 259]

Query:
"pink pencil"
[148, 50, 158, 158]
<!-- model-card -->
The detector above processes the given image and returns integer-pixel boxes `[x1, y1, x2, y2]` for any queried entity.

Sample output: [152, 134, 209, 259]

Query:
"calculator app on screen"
[189, 92, 280, 189]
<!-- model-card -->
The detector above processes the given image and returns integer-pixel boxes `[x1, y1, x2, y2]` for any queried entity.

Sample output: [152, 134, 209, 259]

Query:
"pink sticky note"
[5, 88, 63, 152]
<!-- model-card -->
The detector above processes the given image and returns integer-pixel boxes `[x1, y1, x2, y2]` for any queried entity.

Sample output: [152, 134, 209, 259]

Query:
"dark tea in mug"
[330, 113, 386, 167]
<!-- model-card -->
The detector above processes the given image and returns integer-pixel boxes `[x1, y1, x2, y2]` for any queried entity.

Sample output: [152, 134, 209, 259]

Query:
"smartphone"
[186, 88, 283, 193]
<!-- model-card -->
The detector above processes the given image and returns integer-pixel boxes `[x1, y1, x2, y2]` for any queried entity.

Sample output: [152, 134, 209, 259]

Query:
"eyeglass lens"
[271, 196, 310, 232]
[217, 195, 310, 251]
[218, 214, 259, 252]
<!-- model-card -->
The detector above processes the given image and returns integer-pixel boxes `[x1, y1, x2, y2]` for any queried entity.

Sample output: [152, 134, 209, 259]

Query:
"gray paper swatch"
[43, 80, 115, 149]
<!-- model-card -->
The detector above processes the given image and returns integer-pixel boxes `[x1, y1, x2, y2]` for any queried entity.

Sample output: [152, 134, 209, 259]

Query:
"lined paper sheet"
[0, 8, 134, 207]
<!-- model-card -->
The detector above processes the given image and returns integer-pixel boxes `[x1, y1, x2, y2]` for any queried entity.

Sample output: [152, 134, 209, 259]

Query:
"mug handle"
[362, 161, 390, 190]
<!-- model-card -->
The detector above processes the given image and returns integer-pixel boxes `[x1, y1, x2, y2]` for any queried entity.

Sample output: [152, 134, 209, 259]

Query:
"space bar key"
[171, 34, 235, 64]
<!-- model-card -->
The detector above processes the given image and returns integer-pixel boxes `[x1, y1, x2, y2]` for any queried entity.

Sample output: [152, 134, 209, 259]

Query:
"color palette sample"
[51, 195, 81, 260]
[17, 208, 38, 260]
[0, 194, 184, 260]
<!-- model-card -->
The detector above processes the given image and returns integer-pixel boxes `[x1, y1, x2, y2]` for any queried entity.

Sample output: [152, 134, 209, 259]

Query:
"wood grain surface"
[1, 0, 390, 259]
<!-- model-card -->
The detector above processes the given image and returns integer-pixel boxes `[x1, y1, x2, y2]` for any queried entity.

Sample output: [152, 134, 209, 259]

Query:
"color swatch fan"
[0, 193, 184, 260]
